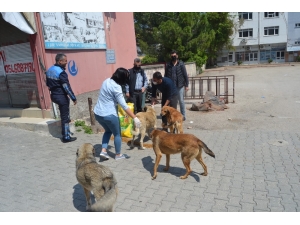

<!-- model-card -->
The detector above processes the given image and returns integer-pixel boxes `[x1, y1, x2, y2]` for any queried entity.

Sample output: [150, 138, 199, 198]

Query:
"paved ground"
[1, 64, 300, 212]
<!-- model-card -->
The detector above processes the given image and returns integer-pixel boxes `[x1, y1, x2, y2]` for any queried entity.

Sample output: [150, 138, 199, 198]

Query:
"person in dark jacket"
[164, 50, 189, 121]
[46, 53, 77, 143]
[125, 58, 148, 114]
[151, 71, 178, 131]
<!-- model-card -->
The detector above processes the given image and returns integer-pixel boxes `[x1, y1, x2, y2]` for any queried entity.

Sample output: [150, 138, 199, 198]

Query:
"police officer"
[46, 53, 77, 143]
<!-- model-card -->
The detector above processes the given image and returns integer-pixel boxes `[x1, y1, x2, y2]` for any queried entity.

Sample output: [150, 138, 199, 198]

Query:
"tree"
[205, 12, 240, 66]
[134, 12, 239, 68]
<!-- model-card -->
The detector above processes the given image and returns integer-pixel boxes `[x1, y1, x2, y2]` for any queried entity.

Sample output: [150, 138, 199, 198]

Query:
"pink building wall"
[42, 12, 137, 96]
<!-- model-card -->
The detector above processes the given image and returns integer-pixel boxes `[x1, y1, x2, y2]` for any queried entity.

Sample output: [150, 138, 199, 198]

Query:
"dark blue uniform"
[151, 77, 178, 125]
[46, 64, 76, 140]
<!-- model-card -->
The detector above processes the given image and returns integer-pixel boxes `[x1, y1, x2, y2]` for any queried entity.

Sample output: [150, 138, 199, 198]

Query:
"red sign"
[4, 62, 34, 74]
[0, 42, 34, 75]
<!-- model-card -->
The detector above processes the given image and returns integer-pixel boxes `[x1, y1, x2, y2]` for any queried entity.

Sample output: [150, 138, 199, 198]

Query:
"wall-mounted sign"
[40, 12, 106, 49]
[106, 49, 116, 64]
[68, 60, 78, 76]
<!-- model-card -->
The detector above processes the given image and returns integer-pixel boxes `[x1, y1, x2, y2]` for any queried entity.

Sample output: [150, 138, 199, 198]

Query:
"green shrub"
[75, 120, 85, 127]
[268, 59, 273, 64]
[297, 56, 300, 62]
[237, 60, 243, 66]
[74, 120, 93, 134]
[83, 125, 93, 134]
[141, 55, 157, 64]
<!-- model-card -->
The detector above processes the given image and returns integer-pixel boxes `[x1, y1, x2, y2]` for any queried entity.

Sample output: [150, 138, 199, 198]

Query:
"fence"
[151, 75, 235, 104]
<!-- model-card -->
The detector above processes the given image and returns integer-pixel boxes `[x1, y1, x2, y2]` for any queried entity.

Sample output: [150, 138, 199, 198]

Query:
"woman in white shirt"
[94, 68, 141, 160]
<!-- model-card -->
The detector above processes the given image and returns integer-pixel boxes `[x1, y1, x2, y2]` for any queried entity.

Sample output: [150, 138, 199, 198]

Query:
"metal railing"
[151, 75, 235, 103]
[185, 75, 235, 103]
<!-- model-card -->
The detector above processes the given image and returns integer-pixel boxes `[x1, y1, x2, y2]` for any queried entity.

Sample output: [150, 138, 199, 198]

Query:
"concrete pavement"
[0, 125, 300, 212]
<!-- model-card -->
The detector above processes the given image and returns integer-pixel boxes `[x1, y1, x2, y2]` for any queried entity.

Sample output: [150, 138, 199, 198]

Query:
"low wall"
[142, 61, 197, 80]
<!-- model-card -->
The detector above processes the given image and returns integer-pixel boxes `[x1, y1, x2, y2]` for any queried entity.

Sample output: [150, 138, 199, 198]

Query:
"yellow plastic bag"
[118, 102, 134, 138]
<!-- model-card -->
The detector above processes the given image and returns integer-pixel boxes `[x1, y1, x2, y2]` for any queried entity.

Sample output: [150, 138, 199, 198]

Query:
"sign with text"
[106, 49, 116, 64]
[40, 12, 106, 49]
[0, 42, 34, 75]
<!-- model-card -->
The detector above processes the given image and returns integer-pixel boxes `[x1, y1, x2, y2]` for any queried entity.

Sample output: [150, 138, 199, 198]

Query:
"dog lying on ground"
[131, 105, 157, 149]
[161, 106, 183, 134]
[150, 129, 215, 179]
[76, 143, 118, 212]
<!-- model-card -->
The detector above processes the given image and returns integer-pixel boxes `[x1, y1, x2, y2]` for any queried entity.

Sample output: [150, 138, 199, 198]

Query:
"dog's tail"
[90, 178, 118, 212]
[198, 139, 215, 158]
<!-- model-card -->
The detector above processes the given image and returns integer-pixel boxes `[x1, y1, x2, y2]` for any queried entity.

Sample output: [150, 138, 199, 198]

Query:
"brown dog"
[76, 143, 118, 212]
[161, 105, 183, 133]
[131, 105, 157, 149]
[150, 129, 215, 179]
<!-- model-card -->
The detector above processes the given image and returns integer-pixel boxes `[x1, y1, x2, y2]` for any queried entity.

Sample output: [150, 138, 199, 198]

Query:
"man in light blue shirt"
[125, 58, 148, 114]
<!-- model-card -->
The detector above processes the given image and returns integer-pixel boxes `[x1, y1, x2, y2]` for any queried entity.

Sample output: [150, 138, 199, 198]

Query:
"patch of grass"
[75, 120, 85, 127]
[74, 120, 93, 134]
[83, 125, 93, 134]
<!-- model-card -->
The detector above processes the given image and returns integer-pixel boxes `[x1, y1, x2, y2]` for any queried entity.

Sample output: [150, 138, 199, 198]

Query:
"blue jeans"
[177, 86, 186, 119]
[94, 113, 122, 154]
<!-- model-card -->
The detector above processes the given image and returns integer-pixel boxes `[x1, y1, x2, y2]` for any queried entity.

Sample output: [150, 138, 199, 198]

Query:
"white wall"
[217, 12, 288, 66]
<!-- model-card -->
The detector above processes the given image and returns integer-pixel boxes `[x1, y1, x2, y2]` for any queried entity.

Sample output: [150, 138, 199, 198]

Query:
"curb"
[0, 119, 75, 137]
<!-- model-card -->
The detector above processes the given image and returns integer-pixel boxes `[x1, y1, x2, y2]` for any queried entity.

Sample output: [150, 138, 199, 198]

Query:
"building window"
[238, 12, 253, 20]
[264, 26, 279, 36]
[276, 51, 284, 60]
[235, 52, 245, 61]
[228, 53, 233, 62]
[295, 41, 300, 45]
[295, 23, 300, 28]
[264, 12, 279, 18]
[221, 57, 227, 62]
[239, 28, 253, 37]
[260, 51, 277, 60]
[245, 52, 258, 61]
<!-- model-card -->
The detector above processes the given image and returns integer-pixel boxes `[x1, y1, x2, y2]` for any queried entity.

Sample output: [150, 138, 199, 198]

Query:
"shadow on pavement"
[141, 156, 200, 182]
[46, 120, 62, 138]
[94, 144, 115, 162]
[72, 183, 94, 212]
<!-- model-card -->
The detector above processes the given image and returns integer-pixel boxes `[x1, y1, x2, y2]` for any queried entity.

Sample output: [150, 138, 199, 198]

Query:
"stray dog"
[131, 105, 157, 149]
[161, 105, 183, 134]
[150, 129, 215, 179]
[76, 143, 118, 212]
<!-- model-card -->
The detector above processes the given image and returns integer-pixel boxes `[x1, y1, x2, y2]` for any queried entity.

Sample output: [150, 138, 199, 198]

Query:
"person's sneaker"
[100, 151, 110, 160]
[115, 154, 130, 160]
[183, 117, 186, 121]
[62, 137, 77, 143]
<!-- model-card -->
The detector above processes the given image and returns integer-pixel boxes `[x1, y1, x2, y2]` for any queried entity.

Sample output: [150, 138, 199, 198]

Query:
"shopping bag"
[118, 102, 134, 138]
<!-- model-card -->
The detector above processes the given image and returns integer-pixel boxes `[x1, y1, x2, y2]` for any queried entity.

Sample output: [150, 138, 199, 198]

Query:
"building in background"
[217, 12, 300, 66]
[286, 12, 300, 62]
[0, 12, 137, 120]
